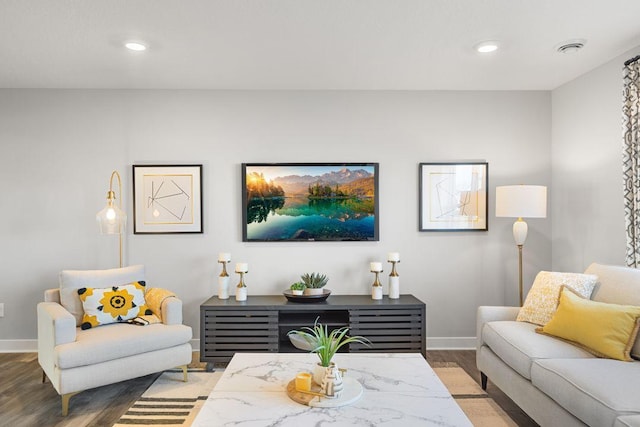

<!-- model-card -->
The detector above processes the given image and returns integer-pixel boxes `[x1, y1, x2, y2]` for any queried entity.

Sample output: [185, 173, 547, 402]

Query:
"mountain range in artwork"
[247, 168, 374, 200]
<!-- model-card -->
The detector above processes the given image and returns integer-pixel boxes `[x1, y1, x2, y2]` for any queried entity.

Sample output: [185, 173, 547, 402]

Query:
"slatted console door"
[200, 295, 426, 366]
[349, 307, 424, 354]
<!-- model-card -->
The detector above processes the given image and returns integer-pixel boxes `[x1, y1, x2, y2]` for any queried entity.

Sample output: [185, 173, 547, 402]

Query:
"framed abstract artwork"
[132, 164, 203, 234]
[242, 163, 379, 242]
[419, 162, 488, 231]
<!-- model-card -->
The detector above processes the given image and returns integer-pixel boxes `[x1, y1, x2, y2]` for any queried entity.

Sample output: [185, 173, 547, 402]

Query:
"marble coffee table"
[192, 352, 472, 426]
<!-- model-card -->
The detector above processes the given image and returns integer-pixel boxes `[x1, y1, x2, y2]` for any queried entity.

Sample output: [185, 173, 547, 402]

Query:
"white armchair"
[37, 265, 192, 415]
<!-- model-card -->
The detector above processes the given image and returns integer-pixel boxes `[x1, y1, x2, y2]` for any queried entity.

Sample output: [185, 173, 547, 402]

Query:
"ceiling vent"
[556, 40, 586, 54]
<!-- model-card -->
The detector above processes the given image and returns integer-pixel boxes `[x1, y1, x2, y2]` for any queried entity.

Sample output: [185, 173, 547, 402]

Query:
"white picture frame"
[419, 162, 488, 231]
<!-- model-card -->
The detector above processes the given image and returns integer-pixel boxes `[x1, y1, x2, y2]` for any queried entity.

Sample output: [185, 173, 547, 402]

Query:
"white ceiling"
[1, 0, 640, 90]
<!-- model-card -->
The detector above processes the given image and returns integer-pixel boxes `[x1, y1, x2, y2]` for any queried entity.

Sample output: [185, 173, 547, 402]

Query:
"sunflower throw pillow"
[78, 281, 152, 330]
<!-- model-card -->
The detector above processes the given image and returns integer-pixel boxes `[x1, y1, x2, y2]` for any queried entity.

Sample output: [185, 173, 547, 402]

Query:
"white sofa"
[37, 265, 193, 415]
[477, 263, 640, 427]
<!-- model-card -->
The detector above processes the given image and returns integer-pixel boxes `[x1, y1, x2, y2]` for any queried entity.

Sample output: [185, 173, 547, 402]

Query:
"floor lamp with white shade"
[495, 185, 547, 306]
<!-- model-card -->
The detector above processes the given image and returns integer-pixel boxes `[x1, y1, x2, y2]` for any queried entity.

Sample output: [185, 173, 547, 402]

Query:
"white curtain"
[623, 56, 640, 267]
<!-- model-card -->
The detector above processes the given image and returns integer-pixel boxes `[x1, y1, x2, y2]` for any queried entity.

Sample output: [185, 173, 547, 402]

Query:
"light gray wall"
[0, 90, 551, 349]
[551, 46, 640, 272]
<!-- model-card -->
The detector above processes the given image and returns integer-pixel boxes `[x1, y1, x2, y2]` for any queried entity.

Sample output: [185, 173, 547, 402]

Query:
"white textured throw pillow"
[517, 271, 597, 326]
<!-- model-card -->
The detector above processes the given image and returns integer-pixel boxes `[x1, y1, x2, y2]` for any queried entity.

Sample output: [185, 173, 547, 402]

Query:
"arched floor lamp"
[96, 171, 126, 268]
[496, 185, 547, 306]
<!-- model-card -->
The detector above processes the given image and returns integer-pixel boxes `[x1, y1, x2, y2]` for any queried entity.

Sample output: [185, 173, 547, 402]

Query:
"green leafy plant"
[288, 319, 371, 367]
[300, 272, 328, 289]
[290, 282, 306, 291]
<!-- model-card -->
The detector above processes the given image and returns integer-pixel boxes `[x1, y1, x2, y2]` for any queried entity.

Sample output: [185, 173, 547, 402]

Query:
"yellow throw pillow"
[78, 281, 151, 330]
[537, 286, 640, 361]
[517, 271, 597, 326]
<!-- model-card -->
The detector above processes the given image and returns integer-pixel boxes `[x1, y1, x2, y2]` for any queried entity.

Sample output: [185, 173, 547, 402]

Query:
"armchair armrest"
[161, 295, 183, 325]
[476, 306, 520, 350]
[44, 288, 61, 303]
[38, 302, 76, 346]
[38, 302, 77, 380]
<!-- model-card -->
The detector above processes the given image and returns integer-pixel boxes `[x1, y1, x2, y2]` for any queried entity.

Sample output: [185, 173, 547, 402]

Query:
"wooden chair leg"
[61, 392, 77, 416]
[180, 365, 188, 382]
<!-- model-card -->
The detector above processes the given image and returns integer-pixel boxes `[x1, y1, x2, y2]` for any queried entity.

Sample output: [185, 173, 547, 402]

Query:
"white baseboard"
[0, 339, 37, 352]
[426, 337, 476, 350]
[0, 337, 474, 353]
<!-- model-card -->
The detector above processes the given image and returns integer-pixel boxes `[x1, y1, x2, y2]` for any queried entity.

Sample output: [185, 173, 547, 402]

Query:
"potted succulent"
[288, 319, 371, 385]
[301, 272, 328, 295]
[290, 282, 306, 295]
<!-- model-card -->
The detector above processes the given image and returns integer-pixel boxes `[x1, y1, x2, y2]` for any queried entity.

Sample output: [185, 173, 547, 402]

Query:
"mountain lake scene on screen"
[245, 165, 377, 241]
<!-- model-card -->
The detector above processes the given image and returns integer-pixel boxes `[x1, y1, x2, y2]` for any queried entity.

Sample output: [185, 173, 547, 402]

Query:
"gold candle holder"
[236, 271, 246, 288]
[218, 260, 229, 278]
[371, 269, 383, 300]
[235, 267, 248, 301]
[371, 270, 382, 287]
[388, 260, 400, 299]
[217, 260, 231, 299]
[389, 260, 399, 277]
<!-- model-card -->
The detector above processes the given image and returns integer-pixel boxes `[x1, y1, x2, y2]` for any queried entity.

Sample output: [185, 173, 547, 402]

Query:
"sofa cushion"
[517, 271, 597, 326]
[585, 263, 640, 359]
[482, 320, 594, 379]
[60, 265, 145, 326]
[532, 358, 640, 427]
[55, 322, 192, 369]
[616, 415, 640, 427]
[538, 287, 640, 361]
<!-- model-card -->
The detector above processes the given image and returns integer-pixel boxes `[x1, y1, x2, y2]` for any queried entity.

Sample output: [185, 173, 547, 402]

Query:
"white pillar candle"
[387, 252, 400, 262]
[218, 252, 231, 262]
[370, 262, 383, 272]
[235, 262, 248, 273]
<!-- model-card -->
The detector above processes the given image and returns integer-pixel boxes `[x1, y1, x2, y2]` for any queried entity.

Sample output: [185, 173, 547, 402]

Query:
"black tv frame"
[242, 162, 379, 242]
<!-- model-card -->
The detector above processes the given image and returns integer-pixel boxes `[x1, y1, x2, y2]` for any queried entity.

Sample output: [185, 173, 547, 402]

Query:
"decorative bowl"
[283, 289, 331, 303]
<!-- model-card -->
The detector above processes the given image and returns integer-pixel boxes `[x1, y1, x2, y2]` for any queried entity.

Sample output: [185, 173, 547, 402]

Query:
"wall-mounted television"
[242, 163, 379, 242]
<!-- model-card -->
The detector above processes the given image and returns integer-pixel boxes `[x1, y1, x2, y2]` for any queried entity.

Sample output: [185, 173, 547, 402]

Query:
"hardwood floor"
[0, 351, 537, 427]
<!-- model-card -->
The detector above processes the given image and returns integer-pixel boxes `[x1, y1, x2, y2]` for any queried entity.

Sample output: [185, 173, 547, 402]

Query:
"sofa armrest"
[476, 306, 520, 350]
[161, 296, 183, 325]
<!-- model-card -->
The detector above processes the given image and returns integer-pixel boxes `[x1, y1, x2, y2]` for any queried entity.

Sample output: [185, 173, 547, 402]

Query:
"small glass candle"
[295, 372, 312, 391]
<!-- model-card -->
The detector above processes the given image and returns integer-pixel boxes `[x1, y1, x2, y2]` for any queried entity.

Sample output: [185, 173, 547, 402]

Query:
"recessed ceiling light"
[474, 41, 500, 54]
[125, 42, 147, 52]
[556, 39, 586, 54]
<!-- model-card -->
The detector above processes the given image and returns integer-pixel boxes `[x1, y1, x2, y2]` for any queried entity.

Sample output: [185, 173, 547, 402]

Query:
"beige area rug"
[433, 363, 518, 427]
[112, 370, 222, 426]
[114, 363, 516, 426]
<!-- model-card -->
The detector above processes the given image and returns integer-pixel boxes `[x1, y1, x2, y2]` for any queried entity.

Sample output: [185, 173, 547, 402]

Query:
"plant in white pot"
[301, 272, 328, 295]
[290, 282, 306, 296]
[288, 319, 371, 387]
